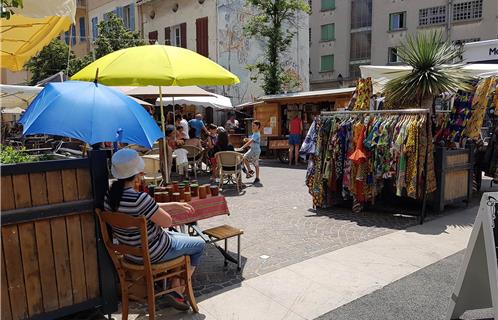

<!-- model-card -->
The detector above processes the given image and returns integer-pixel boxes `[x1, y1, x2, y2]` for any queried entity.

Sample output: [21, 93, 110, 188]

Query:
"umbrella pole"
[159, 86, 170, 184]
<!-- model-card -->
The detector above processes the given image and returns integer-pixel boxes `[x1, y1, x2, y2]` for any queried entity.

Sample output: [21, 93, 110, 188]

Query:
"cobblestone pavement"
[69, 159, 486, 319]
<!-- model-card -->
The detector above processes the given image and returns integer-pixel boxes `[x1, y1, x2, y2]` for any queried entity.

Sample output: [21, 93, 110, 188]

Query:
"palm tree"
[384, 31, 472, 109]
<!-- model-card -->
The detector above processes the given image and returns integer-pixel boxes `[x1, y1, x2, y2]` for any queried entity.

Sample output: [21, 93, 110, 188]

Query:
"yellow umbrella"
[1, 15, 72, 71]
[71, 44, 240, 182]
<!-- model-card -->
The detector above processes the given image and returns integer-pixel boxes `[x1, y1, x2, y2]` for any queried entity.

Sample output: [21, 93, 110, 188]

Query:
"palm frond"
[384, 31, 473, 107]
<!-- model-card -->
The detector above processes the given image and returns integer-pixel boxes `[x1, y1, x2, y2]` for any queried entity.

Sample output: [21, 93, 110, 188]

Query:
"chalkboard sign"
[446, 192, 498, 320]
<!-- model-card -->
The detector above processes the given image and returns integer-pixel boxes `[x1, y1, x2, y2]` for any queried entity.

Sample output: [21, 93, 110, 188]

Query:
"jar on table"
[190, 184, 199, 197]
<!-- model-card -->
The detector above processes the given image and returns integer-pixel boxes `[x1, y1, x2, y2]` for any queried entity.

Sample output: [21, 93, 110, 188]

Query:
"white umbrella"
[1, 107, 25, 114]
[0, 84, 43, 109]
[156, 93, 233, 110]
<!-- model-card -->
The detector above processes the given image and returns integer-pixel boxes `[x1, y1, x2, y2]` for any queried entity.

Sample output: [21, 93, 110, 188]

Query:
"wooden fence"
[1, 152, 117, 320]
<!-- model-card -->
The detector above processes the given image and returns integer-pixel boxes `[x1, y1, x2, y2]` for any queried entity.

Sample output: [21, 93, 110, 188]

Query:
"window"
[120, 4, 135, 31]
[419, 6, 446, 26]
[123, 5, 131, 29]
[148, 30, 158, 44]
[320, 23, 334, 41]
[350, 31, 371, 60]
[351, 0, 372, 29]
[71, 25, 76, 45]
[388, 47, 402, 63]
[91, 17, 98, 40]
[453, 0, 482, 22]
[320, 55, 334, 72]
[389, 12, 406, 31]
[173, 27, 181, 47]
[309, 28, 312, 46]
[79, 17, 86, 41]
[321, 0, 334, 11]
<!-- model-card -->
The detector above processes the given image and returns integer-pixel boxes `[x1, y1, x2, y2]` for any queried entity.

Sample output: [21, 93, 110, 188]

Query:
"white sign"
[463, 39, 498, 63]
[263, 127, 273, 135]
[446, 192, 498, 320]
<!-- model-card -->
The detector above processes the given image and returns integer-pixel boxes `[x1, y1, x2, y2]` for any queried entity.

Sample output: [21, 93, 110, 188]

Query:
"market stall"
[240, 88, 354, 162]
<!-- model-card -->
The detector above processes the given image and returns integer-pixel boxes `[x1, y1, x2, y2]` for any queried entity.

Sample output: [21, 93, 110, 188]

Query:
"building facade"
[138, 0, 310, 105]
[310, 0, 498, 90]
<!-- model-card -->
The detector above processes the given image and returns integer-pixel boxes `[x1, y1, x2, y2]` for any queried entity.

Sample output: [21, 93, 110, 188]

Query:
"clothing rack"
[318, 108, 431, 224]
[321, 108, 430, 116]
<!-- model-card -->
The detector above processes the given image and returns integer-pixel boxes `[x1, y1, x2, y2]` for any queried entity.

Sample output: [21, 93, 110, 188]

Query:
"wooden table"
[167, 195, 230, 226]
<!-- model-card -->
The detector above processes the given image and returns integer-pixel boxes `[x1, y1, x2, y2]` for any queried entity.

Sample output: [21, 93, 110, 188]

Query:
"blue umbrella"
[20, 81, 163, 148]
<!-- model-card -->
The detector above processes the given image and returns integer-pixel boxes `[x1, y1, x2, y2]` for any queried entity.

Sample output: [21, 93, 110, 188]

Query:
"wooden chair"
[215, 151, 244, 192]
[182, 145, 204, 179]
[96, 209, 198, 320]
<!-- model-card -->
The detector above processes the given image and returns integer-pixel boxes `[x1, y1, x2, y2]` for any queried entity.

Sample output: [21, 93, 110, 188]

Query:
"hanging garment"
[463, 77, 497, 139]
[353, 78, 373, 111]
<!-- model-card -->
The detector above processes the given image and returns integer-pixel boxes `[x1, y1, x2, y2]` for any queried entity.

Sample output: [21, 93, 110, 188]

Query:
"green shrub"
[0, 145, 35, 164]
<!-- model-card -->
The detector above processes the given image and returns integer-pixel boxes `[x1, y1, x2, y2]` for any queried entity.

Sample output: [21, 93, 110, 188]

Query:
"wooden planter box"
[1, 152, 117, 320]
[434, 146, 474, 212]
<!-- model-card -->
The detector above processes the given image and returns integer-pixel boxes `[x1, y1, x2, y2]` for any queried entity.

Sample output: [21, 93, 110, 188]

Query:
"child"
[241, 120, 261, 184]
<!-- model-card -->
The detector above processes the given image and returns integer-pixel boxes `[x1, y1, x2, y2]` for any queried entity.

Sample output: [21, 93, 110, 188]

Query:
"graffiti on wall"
[217, 0, 309, 105]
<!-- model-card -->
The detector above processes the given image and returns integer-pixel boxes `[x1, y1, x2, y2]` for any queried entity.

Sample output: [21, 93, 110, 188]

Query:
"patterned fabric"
[463, 77, 497, 139]
[353, 78, 373, 111]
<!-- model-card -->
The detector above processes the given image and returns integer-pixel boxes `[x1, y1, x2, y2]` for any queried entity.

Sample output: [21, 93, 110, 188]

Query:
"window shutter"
[116, 6, 124, 19]
[180, 23, 187, 48]
[79, 17, 85, 40]
[129, 2, 135, 31]
[164, 27, 171, 45]
[149, 31, 158, 44]
[71, 25, 76, 45]
[196, 17, 209, 57]
[92, 17, 98, 40]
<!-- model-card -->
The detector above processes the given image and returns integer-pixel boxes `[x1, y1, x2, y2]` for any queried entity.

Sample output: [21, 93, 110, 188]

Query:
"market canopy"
[0, 0, 75, 71]
[360, 64, 498, 94]
[156, 93, 233, 110]
[113, 85, 216, 98]
[0, 84, 43, 109]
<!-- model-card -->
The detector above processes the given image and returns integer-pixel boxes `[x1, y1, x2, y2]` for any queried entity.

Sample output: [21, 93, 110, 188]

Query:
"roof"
[113, 86, 216, 97]
[258, 87, 356, 102]
[234, 101, 264, 109]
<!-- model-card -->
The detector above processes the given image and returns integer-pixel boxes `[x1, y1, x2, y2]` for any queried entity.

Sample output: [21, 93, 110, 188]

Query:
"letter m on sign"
[489, 48, 498, 56]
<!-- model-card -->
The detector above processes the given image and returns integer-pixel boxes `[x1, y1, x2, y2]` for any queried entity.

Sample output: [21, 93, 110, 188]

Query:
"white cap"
[111, 148, 145, 179]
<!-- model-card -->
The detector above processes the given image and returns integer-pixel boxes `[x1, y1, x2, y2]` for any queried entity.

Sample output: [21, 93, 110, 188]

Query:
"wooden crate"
[434, 146, 474, 212]
[1, 153, 117, 320]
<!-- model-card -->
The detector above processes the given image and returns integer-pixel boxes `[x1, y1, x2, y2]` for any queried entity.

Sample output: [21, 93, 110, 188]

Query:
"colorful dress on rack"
[353, 78, 373, 111]
[463, 76, 497, 139]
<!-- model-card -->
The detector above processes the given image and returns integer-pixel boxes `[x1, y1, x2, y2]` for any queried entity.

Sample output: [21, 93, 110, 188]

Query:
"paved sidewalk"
[116, 197, 476, 320]
[318, 250, 495, 320]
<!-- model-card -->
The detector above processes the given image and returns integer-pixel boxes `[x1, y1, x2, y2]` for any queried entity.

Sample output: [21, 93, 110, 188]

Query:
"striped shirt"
[104, 187, 171, 264]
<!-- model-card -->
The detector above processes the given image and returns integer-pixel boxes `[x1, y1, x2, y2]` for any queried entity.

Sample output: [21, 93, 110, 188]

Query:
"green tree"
[244, 0, 309, 95]
[1, 0, 23, 19]
[384, 31, 472, 108]
[93, 13, 144, 59]
[25, 39, 85, 85]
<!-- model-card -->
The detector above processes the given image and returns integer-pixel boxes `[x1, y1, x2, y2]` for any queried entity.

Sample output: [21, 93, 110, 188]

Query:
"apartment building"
[310, 0, 498, 90]
[88, 0, 138, 43]
[138, 0, 309, 105]
[61, 0, 91, 57]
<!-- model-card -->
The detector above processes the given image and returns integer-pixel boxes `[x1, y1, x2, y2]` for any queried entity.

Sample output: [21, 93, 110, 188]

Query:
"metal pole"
[320, 108, 430, 116]
[159, 86, 170, 183]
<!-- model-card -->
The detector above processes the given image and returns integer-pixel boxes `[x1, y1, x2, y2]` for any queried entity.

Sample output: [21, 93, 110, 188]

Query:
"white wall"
[216, 0, 309, 104]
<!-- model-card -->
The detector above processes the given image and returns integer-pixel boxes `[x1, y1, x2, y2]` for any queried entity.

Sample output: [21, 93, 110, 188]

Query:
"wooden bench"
[203, 225, 244, 270]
